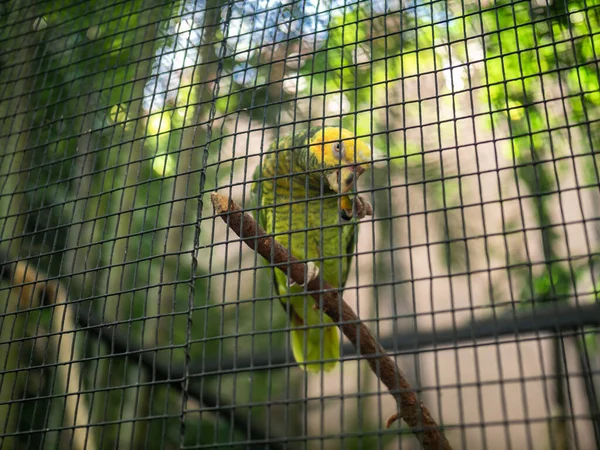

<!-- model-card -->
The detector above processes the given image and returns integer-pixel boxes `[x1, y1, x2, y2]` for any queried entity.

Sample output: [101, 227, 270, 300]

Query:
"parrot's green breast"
[251, 138, 357, 291]
[267, 191, 355, 290]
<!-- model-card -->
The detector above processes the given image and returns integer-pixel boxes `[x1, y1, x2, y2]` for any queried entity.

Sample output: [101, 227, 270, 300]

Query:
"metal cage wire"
[0, 0, 599, 449]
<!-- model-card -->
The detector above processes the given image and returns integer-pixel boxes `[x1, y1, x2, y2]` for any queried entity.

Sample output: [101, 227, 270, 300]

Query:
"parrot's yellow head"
[307, 127, 372, 194]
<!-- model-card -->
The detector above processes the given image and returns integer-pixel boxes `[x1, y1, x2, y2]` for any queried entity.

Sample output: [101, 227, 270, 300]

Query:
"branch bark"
[210, 192, 452, 450]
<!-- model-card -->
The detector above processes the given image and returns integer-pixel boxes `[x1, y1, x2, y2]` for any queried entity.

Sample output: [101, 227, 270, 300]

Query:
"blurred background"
[1, 0, 600, 448]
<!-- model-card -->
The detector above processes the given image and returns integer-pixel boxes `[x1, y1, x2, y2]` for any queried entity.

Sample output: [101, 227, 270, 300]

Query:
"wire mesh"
[1, 0, 600, 449]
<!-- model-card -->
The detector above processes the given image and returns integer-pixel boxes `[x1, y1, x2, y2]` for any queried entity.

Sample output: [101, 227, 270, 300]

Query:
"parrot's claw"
[288, 261, 320, 287]
[341, 195, 373, 220]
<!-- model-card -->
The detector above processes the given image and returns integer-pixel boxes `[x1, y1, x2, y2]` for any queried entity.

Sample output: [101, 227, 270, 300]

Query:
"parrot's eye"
[332, 141, 344, 159]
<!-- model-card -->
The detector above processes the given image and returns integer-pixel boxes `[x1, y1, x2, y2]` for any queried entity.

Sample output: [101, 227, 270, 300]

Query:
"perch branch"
[210, 192, 452, 450]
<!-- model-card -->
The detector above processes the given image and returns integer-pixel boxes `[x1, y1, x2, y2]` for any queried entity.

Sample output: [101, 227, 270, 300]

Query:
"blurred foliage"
[0, 0, 599, 448]
[462, 0, 600, 302]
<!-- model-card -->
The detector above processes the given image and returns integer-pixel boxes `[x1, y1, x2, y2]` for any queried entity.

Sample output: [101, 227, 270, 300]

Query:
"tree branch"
[195, 300, 600, 373]
[0, 255, 279, 449]
[210, 192, 452, 450]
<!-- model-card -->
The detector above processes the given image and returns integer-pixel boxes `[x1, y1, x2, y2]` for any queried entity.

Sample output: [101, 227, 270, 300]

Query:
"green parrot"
[251, 126, 374, 372]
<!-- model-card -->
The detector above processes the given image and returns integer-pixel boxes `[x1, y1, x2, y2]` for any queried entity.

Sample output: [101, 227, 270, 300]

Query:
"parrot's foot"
[341, 195, 373, 221]
[288, 261, 320, 287]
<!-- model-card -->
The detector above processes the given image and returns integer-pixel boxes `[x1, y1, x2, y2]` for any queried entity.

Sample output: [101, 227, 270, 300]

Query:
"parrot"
[251, 126, 374, 372]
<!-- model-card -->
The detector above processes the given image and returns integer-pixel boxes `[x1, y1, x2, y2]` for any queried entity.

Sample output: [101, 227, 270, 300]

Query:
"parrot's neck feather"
[258, 147, 330, 197]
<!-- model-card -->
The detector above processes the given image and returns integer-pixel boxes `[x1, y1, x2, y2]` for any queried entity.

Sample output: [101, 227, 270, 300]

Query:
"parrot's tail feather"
[290, 316, 340, 373]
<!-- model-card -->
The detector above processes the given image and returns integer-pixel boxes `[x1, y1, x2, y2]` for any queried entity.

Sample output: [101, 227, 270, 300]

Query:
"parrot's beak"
[326, 164, 367, 194]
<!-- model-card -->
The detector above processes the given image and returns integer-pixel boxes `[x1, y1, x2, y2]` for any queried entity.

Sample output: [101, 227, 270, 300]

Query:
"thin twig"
[210, 192, 452, 450]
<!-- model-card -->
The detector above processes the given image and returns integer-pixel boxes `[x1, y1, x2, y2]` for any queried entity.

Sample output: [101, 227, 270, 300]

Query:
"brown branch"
[210, 192, 452, 450]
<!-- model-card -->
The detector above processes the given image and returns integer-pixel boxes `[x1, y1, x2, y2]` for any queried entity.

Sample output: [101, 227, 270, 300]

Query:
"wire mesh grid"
[1, 0, 599, 448]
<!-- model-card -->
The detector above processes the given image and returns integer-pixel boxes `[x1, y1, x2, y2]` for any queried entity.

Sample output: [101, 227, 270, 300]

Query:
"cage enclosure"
[1, 0, 600, 449]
